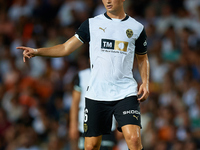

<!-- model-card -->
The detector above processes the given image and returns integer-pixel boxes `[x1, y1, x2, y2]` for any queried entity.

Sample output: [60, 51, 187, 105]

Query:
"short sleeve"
[75, 19, 90, 43]
[135, 28, 147, 55]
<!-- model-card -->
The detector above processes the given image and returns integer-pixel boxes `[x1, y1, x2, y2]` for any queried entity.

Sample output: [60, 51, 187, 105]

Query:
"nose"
[107, 0, 111, 3]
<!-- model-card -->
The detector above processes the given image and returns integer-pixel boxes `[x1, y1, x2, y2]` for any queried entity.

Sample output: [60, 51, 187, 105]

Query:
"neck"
[106, 9, 126, 20]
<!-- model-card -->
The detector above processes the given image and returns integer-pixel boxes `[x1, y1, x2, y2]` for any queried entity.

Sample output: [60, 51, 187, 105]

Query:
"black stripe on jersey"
[104, 13, 129, 21]
[76, 19, 90, 43]
[135, 28, 147, 55]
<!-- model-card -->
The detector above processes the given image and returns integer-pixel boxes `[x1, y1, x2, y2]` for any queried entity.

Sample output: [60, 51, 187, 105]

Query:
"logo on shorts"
[84, 123, 88, 132]
[133, 115, 139, 120]
[123, 110, 140, 115]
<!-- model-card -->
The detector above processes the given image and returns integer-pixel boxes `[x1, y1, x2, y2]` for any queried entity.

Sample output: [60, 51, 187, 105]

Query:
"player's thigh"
[122, 124, 141, 139]
[122, 125, 142, 148]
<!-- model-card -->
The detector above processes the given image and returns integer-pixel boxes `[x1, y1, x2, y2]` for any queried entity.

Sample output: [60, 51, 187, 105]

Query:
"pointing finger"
[16, 46, 28, 50]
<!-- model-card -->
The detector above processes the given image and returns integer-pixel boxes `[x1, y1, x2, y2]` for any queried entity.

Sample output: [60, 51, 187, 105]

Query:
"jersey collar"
[104, 12, 129, 21]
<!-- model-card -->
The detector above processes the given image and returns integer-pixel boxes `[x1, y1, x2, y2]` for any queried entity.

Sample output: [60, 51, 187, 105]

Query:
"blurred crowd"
[0, 0, 200, 150]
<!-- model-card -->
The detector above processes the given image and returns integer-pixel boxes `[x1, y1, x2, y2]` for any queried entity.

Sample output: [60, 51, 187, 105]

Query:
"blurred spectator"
[57, 0, 87, 26]
[156, 3, 176, 34]
[93, 0, 106, 17]
[2, 93, 23, 122]
[0, 108, 11, 137]
[0, 11, 15, 38]
[8, 0, 33, 22]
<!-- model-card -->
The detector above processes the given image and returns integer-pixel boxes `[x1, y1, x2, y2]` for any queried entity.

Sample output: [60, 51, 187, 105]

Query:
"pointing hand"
[16, 46, 38, 62]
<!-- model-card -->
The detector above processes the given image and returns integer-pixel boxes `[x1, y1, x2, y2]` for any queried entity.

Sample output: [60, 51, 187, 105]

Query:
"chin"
[107, 9, 115, 13]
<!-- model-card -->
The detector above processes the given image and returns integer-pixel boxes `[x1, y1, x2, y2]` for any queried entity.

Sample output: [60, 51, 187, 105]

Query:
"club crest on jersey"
[126, 29, 133, 38]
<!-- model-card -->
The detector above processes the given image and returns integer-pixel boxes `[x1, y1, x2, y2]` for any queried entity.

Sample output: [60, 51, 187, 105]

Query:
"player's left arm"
[134, 27, 149, 102]
[135, 53, 150, 102]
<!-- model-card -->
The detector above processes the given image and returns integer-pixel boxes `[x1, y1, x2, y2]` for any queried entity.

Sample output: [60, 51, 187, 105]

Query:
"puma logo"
[133, 115, 139, 120]
[99, 27, 106, 32]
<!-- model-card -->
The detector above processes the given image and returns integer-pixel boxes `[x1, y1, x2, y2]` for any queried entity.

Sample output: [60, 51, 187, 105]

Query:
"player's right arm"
[17, 19, 90, 62]
[17, 35, 83, 62]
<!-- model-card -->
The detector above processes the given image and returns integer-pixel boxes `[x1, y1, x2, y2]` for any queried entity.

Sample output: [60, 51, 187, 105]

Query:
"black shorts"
[83, 96, 141, 137]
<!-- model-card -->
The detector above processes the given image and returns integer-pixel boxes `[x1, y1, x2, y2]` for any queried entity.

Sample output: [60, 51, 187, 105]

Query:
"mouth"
[107, 5, 112, 9]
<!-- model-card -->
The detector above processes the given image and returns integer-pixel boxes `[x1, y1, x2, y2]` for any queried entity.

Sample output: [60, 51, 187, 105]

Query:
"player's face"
[102, 0, 125, 14]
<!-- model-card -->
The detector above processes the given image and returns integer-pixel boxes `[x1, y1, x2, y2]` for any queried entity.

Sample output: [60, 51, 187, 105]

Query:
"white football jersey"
[75, 13, 147, 101]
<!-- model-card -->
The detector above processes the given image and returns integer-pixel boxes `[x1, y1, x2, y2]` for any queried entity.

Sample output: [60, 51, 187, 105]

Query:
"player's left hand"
[137, 83, 149, 102]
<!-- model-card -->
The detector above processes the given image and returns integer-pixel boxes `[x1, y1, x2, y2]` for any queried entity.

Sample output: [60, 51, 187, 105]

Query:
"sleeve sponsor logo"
[143, 40, 147, 46]
[101, 39, 128, 52]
